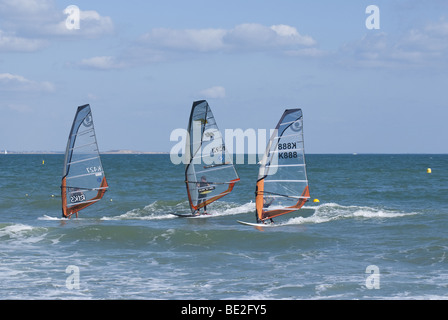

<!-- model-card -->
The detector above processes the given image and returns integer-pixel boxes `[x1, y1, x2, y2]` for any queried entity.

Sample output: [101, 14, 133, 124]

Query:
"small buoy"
[110, 199, 113, 202]
[25, 194, 29, 197]
[42, 160, 45, 165]
[313, 199, 320, 203]
[427, 168, 432, 174]
[51, 194, 55, 198]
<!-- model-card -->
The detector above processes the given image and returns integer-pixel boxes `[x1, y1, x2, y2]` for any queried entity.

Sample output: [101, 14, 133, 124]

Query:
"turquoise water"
[0, 154, 447, 300]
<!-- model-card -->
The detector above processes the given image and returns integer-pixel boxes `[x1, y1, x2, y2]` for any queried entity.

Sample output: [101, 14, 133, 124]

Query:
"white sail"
[185, 100, 240, 214]
[255, 108, 309, 222]
[61, 104, 108, 218]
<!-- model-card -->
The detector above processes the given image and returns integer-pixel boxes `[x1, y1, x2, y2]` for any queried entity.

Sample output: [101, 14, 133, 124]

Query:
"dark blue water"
[1, 154, 447, 299]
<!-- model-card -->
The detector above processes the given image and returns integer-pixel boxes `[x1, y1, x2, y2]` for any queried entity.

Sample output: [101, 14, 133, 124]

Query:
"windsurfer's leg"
[196, 199, 203, 215]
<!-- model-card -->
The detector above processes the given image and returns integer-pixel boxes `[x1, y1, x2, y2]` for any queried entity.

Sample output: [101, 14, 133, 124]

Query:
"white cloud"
[340, 19, 448, 69]
[141, 28, 226, 52]
[224, 23, 316, 50]
[5, 103, 33, 114]
[0, 1, 114, 51]
[0, 0, 55, 18]
[0, 73, 54, 92]
[47, 9, 114, 38]
[425, 20, 448, 36]
[140, 23, 317, 53]
[199, 86, 226, 99]
[86, 22, 319, 69]
[78, 56, 126, 70]
[0, 29, 47, 52]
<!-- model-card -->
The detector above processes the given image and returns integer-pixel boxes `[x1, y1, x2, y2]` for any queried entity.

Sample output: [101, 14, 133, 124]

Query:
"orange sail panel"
[185, 100, 240, 214]
[61, 104, 108, 218]
[255, 109, 310, 222]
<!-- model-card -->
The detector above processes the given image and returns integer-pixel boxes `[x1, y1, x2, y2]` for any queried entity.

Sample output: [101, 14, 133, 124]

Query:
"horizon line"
[1, 150, 447, 155]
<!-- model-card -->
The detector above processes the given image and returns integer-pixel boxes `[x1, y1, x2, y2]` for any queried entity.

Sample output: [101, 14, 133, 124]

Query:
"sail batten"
[69, 141, 98, 151]
[67, 156, 100, 166]
[66, 172, 103, 180]
[255, 108, 309, 222]
[185, 100, 239, 214]
[195, 165, 231, 174]
[61, 104, 108, 218]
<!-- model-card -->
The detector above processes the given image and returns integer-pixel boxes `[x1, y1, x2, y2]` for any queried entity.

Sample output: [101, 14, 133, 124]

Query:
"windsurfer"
[255, 197, 275, 224]
[263, 197, 274, 208]
[196, 176, 210, 215]
[65, 187, 85, 218]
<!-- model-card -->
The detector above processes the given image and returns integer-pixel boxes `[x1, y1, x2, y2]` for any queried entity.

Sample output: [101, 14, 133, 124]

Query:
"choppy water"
[1, 154, 447, 300]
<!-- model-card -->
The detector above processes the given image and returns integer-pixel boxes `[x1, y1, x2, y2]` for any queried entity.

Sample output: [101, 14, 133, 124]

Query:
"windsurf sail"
[185, 100, 240, 214]
[255, 108, 309, 222]
[61, 104, 108, 218]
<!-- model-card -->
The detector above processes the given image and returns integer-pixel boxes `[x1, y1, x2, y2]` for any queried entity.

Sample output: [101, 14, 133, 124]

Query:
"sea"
[1, 153, 447, 302]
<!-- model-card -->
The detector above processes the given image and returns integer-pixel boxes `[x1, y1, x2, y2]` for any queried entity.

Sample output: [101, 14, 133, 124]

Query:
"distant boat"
[61, 104, 108, 218]
[181, 100, 240, 217]
[238, 108, 310, 226]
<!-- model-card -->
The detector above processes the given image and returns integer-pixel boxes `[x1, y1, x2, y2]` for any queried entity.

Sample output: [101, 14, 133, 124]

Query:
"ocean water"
[0, 153, 447, 300]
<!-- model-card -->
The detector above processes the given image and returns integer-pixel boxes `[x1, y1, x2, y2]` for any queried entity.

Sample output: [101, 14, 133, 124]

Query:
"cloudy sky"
[1, 0, 447, 153]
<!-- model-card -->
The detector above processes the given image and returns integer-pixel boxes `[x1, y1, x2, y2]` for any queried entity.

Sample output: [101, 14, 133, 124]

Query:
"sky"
[1, 0, 447, 154]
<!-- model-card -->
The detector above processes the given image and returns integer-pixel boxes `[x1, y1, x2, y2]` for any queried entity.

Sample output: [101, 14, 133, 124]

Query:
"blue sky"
[1, 0, 447, 153]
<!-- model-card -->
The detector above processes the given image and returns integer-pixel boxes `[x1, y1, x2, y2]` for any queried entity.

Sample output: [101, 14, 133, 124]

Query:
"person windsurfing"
[196, 176, 210, 215]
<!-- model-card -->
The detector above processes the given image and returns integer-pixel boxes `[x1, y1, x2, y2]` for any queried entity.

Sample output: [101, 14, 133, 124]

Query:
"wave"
[0, 223, 49, 245]
[101, 200, 255, 221]
[38, 201, 417, 226]
[283, 202, 418, 226]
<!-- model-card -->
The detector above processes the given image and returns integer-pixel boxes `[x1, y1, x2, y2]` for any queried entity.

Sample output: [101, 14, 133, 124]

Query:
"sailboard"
[61, 104, 108, 218]
[237, 220, 279, 228]
[183, 100, 240, 216]
[170, 212, 211, 218]
[240, 108, 309, 226]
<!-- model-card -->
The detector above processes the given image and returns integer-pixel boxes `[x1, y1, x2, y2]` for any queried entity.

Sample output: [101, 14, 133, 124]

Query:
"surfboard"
[170, 213, 195, 218]
[237, 220, 278, 228]
[170, 213, 212, 218]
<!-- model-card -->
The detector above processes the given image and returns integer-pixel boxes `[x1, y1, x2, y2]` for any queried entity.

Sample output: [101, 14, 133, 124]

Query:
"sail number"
[211, 145, 225, 154]
[278, 142, 298, 150]
[86, 166, 102, 174]
[278, 142, 299, 159]
[70, 193, 86, 203]
[279, 151, 298, 159]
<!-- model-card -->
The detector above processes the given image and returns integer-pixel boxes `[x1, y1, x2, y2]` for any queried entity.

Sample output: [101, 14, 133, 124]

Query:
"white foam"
[0, 223, 47, 244]
[198, 201, 255, 217]
[284, 203, 418, 226]
[102, 200, 255, 221]
[0, 224, 34, 238]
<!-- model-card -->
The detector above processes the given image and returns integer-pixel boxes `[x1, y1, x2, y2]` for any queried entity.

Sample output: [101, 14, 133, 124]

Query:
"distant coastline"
[1, 150, 446, 155]
[0, 150, 169, 155]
